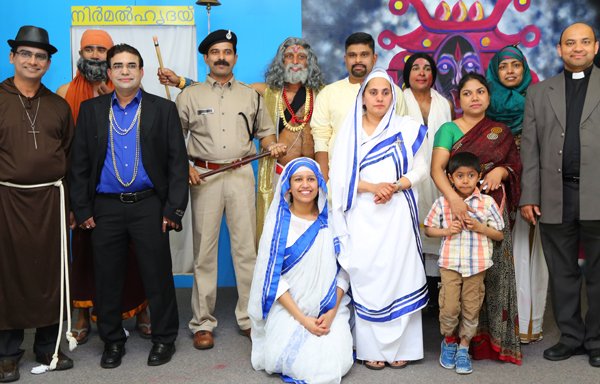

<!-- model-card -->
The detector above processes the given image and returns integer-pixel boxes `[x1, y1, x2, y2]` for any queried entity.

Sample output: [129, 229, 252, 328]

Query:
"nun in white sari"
[249, 157, 353, 384]
[330, 69, 429, 369]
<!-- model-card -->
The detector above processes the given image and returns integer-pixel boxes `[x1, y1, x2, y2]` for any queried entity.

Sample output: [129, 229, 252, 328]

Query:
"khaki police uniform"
[176, 75, 275, 333]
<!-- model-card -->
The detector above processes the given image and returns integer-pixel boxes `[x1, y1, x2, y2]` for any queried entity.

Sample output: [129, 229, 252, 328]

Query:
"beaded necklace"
[109, 102, 142, 187]
[277, 87, 314, 132]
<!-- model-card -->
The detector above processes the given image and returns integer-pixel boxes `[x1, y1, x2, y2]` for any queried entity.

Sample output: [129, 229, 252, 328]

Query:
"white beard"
[284, 64, 308, 84]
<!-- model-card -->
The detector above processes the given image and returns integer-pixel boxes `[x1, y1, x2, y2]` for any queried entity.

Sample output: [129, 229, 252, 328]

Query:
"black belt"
[100, 189, 155, 203]
[563, 176, 580, 184]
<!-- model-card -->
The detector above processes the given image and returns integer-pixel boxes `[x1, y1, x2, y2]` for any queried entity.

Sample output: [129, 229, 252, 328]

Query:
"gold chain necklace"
[277, 87, 313, 132]
[109, 102, 142, 187]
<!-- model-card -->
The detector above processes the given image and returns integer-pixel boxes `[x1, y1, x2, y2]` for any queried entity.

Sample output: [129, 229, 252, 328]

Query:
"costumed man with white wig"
[330, 68, 429, 369]
[0, 25, 74, 382]
[253, 36, 324, 242]
[249, 157, 353, 383]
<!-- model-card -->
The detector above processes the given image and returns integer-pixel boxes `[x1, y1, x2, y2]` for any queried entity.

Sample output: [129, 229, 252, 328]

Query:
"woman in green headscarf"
[486, 45, 532, 146]
[487, 45, 547, 345]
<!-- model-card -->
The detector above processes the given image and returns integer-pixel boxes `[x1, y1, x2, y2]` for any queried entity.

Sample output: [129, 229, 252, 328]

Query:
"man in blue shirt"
[69, 44, 188, 368]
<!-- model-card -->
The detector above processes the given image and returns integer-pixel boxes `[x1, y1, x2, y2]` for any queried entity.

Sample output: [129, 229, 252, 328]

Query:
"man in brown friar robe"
[0, 26, 74, 382]
[56, 29, 151, 345]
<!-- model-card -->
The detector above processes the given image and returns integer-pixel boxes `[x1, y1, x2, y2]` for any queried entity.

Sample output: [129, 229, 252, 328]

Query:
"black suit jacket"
[69, 90, 188, 226]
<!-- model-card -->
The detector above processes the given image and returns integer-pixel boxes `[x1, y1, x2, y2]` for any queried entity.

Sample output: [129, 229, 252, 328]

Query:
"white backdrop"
[70, 25, 197, 274]
[70, 25, 197, 100]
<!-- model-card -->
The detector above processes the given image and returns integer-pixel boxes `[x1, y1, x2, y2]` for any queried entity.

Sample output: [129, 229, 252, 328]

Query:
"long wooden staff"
[199, 151, 271, 179]
[153, 36, 171, 100]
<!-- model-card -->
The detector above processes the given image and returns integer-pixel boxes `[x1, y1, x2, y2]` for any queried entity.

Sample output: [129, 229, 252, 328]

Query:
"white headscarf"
[330, 69, 398, 216]
[330, 68, 428, 262]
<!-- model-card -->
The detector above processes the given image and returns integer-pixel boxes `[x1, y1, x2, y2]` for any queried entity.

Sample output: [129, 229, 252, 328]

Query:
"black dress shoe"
[0, 359, 19, 383]
[101, 343, 126, 369]
[543, 342, 585, 361]
[35, 350, 74, 371]
[589, 348, 600, 367]
[147, 343, 175, 366]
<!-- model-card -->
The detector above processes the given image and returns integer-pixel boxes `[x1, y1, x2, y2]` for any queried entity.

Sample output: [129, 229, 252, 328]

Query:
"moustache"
[352, 64, 366, 70]
[214, 60, 230, 66]
[286, 64, 305, 71]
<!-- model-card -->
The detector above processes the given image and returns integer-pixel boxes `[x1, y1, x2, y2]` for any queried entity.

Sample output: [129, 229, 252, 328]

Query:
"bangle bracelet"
[177, 76, 186, 89]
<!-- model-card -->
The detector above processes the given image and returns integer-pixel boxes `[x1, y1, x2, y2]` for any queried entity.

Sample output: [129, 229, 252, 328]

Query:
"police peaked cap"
[198, 29, 237, 54]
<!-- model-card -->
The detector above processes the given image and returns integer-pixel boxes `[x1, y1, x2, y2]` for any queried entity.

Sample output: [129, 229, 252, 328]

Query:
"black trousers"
[539, 180, 600, 350]
[0, 324, 59, 359]
[91, 194, 178, 345]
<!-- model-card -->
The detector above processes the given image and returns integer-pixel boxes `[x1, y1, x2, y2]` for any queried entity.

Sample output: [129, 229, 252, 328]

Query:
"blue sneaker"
[439, 339, 457, 369]
[455, 346, 473, 374]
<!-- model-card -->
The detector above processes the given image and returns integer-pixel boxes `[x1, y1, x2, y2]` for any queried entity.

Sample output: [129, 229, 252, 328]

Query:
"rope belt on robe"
[0, 178, 77, 370]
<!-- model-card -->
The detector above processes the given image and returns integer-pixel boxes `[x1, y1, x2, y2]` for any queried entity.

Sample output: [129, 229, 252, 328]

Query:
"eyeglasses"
[111, 63, 139, 71]
[15, 50, 49, 62]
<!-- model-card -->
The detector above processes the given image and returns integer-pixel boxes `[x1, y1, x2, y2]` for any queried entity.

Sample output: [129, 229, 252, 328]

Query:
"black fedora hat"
[8, 25, 57, 55]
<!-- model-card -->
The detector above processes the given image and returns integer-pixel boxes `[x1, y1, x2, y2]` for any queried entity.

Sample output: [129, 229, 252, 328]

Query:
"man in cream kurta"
[175, 29, 285, 350]
[312, 32, 407, 181]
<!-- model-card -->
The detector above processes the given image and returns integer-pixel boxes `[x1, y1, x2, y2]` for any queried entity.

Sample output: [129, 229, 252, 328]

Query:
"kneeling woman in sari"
[431, 72, 522, 364]
[248, 157, 353, 383]
[330, 69, 429, 370]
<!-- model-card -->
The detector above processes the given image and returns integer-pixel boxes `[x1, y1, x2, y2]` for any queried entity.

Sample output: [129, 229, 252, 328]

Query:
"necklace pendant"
[18, 95, 41, 150]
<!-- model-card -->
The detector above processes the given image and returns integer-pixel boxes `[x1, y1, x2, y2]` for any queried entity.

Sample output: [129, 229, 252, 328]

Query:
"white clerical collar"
[572, 71, 585, 79]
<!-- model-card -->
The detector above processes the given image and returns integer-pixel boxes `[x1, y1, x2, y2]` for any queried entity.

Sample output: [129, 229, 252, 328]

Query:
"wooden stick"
[153, 36, 171, 100]
[199, 151, 271, 179]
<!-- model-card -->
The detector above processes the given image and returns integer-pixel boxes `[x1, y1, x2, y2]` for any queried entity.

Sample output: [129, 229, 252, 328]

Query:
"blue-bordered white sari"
[248, 157, 353, 384]
[330, 69, 429, 363]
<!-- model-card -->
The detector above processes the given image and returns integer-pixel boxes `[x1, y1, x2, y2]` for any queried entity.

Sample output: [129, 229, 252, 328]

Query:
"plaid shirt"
[424, 189, 504, 277]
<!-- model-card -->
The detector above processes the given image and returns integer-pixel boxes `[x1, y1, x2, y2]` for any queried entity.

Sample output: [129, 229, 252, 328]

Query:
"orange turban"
[80, 29, 113, 49]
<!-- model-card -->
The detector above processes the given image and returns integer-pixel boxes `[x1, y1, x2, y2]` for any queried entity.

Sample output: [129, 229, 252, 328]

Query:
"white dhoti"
[512, 215, 548, 342]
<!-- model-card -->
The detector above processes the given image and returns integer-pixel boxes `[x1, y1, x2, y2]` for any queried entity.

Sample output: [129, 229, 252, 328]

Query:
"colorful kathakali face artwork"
[380, 0, 541, 115]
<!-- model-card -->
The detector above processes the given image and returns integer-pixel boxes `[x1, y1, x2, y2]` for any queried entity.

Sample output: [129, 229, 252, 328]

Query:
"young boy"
[424, 152, 504, 375]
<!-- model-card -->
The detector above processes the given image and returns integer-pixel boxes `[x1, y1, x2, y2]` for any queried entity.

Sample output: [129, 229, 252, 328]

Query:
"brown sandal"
[364, 360, 385, 370]
[71, 327, 90, 345]
[136, 322, 152, 339]
[387, 360, 408, 369]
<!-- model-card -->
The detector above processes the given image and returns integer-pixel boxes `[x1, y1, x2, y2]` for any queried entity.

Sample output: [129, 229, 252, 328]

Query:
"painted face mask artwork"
[434, 35, 483, 115]
[379, 0, 540, 116]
